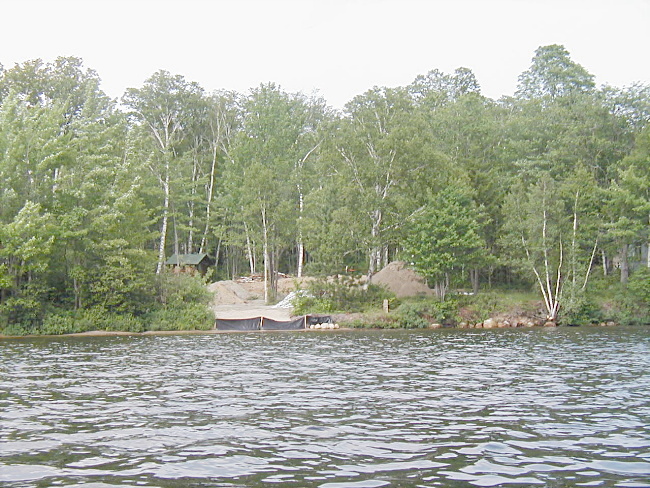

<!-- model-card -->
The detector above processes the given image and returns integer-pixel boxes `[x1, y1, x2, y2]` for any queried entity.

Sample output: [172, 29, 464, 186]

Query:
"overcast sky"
[2, 0, 649, 108]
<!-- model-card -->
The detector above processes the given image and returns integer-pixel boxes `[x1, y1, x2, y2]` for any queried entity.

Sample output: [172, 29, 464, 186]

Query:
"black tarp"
[306, 315, 333, 325]
[261, 317, 305, 330]
[215, 317, 261, 331]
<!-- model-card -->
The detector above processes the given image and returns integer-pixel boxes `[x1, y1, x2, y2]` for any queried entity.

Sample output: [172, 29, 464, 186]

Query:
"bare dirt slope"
[208, 264, 431, 320]
[369, 261, 433, 298]
[208, 276, 313, 320]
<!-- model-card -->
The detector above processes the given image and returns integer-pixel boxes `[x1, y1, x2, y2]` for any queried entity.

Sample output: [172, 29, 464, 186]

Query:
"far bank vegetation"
[1, 45, 650, 335]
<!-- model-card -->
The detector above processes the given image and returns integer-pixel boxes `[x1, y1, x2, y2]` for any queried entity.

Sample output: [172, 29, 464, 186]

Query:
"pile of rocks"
[430, 317, 554, 329]
[308, 322, 340, 329]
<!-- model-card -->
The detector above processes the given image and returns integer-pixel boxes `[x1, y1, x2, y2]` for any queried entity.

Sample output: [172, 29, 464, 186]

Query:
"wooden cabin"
[165, 253, 213, 276]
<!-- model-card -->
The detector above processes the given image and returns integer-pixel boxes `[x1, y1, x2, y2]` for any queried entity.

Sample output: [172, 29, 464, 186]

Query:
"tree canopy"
[1, 45, 649, 332]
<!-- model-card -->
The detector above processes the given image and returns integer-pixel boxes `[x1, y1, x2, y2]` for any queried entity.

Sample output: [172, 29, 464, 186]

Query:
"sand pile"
[207, 280, 253, 305]
[370, 261, 433, 298]
[208, 276, 312, 320]
[208, 276, 315, 306]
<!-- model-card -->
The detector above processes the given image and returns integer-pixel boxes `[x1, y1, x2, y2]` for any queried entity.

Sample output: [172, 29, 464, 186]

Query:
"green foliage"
[394, 303, 431, 328]
[343, 313, 401, 329]
[516, 44, 595, 100]
[40, 313, 85, 335]
[292, 276, 394, 315]
[87, 249, 157, 315]
[559, 283, 602, 325]
[457, 291, 501, 322]
[403, 186, 487, 299]
[0, 273, 214, 335]
[0, 322, 29, 336]
[0, 295, 44, 332]
[395, 298, 459, 328]
[1, 48, 650, 334]
[145, 303, 214, 331]
[148, 273, 214, 331]
[155, 273, 211, 307]
[614, 267, 650, 325]
[629, 267, 650, 306]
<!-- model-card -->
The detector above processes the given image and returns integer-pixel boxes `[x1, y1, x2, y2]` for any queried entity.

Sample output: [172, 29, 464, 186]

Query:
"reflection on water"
[1, 327, 649, 487]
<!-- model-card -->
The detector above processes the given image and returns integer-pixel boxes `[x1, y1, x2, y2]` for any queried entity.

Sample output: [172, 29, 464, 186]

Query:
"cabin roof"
[165, 253, 211, 266]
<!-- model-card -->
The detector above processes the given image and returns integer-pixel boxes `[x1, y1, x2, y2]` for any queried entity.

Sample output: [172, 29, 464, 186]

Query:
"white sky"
[1, 0, 649, 108]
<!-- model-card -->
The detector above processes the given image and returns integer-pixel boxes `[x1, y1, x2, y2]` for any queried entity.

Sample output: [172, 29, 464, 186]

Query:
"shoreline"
[0, 328, 359, 340]
[0, 323, 631, 340]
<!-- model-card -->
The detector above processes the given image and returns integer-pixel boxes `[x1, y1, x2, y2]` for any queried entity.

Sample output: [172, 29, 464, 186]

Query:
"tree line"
[1, 45, 649, 333]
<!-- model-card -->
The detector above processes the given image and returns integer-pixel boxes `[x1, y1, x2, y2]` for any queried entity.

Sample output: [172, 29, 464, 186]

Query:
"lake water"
[1, 327, 650, 488]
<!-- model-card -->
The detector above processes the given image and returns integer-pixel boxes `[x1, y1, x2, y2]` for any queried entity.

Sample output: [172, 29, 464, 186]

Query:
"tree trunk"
[244, 220, 255, 275]
[262, 205, 273, 304]
[620, 244, 629, 285]
[297, 186, 304, 277]
[187, 185, 195, 253]
[155, 169, 170, 274]
[200, 143, 218, 254]
[73, 276, 81, 310]
[297, 240, 304, 278]
[367, 209, 382, 279]
[187, 151, 200, 254]
[647, 214, 650, 268]
[214, 238, 222, 277]
[172, 209, 180, 257]
[470, 268, 479, 294]
[434, 273, 449, 301]
[571, 191, 579, 287]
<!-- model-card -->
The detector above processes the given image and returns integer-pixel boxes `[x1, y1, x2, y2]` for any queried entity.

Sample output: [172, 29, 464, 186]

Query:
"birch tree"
[122, 71, 204, 273]
[335, 86, 419, 277]
[502, 175, 568, 322]
[227, 84, 321, 301]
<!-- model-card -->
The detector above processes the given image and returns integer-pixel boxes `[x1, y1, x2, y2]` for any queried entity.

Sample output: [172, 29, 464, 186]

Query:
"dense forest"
[1, 44, 649, 335]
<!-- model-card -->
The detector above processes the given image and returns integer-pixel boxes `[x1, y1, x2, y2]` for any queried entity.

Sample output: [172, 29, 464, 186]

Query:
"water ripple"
[1, 327, 649, 487]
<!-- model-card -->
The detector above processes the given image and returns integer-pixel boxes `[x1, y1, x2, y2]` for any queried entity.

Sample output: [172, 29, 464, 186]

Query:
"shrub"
[629, 267, 650, 311]
[0, 296, 44, 332]
[103, 314, 145, 333]
[457, 291, 499, 322]
[395, 298, 458, 327]
[145, 303, 214, 331]
[394, 302, 430, 328]
[0, 322, 29, 336]
[156, 273, 211, 307]
[609, 268, 650, 325]
[559, 286, 602, 325]
[291, 275, 394, 315]
[41, 313, 83, 335]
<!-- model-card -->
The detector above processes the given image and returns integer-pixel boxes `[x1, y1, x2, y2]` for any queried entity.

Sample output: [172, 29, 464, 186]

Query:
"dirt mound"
[208, 276, 315, 320]
[208, 276, 315, 306]
[370, 261, 433, 298]
[207, 280, 253, 305]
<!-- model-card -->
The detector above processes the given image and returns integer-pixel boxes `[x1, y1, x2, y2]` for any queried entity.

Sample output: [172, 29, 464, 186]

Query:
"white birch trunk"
[244, 221, 255, 275]
[297, 185, 304, 278]
[297, 241, 304, 278]
[200, 144, 218, 254]
[156, 169, 170, 274]
[368, 209, 382, 278]
[262, 205, 271, 304]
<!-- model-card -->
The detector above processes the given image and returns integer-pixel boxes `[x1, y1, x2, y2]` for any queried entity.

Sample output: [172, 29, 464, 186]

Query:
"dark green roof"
[165, 253, 211, 266]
